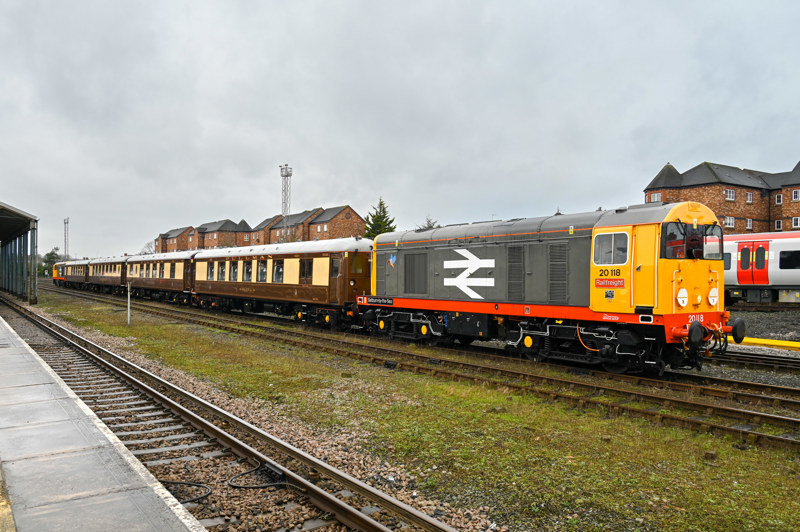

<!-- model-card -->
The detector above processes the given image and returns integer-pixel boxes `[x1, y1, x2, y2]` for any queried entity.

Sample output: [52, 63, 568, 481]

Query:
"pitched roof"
[310, 206, 347, 224]
[235, 219, 252, 231]
[643, 161, 795, 191]
[159, 226, 192, 239]
[272, 209, 321, 229]
[253, 215, 282, 231]
[195, 219, 239, 233]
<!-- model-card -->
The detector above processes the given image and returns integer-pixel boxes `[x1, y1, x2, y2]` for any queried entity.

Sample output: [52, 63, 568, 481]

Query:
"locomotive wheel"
[602, 360, 629, 373]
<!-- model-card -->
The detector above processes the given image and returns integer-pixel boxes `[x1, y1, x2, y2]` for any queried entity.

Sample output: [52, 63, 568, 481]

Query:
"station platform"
[0, 316, 204, 531]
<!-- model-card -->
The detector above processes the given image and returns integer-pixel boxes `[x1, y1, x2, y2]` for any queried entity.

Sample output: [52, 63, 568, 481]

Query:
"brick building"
[154, 205, 366, 252]
[155, 226, 193, 253]
[644, 161, 800, 233]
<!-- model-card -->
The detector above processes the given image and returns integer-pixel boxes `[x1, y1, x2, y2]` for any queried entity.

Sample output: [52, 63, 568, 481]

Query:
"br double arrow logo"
[443, 249, 495, 299]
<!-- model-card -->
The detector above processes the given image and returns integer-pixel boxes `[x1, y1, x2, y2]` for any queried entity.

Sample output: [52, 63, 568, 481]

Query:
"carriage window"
[300, 259, 313, 279]
[207, 262, 215, 280]
[257, 260, 267, 282]
[740, 247, 751, 270]
[169, 263, 175, 279]
[243, 261, 252, 282]
[779, 250, 800, 269]
[350, 253, 366, 274]
[331, 258, 340, 277]
[217, 261, 226, 281]
[159, 263, 165, 278]
[593, 233, 628, 265]
[272, 260, 284, 283]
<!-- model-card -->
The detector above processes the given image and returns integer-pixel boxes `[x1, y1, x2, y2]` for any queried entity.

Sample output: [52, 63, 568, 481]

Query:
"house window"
[324, 224, 328, 231]
[650, 192, 661, 203]
[244, 234, 249, 242]
[776, 194, 783, 205]
[725, 189, 736, 201]
[724, 216, 735, 228]
[794, 190, 800, 201]
[746, 191, 753, 204]
[776, 220, 783, 231]
[746, 218, 753, 230]
[317, 225, 321, 232]
[794, 217, 800, 229]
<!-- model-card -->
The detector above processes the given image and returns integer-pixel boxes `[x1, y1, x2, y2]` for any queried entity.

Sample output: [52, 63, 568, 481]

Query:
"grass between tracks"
[38, 293, 800, 531]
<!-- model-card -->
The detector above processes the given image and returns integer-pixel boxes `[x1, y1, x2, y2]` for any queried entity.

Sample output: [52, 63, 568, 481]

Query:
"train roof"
[126, 251, 198, 263]
[193, 237, 373, 260]
[375, 202, 717, 248]
[89, 256, 131, 265]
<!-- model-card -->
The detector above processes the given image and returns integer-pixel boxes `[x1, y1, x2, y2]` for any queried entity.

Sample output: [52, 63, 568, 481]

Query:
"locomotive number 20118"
[598, 268, 621, 277]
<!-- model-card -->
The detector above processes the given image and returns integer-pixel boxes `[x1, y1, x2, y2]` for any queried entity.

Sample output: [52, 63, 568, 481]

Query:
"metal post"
[127, 281, 131, 325]
[29, 220, 38, 304]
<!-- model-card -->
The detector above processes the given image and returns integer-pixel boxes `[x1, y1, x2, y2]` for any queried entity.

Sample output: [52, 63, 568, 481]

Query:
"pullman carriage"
[127, 251, 196, 303]
[192, 237, 373, 325]
[60, 259, 90, 289]
[88, 257, 127, 294]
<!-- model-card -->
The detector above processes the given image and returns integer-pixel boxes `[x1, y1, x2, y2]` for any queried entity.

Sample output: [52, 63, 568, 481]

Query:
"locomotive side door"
[631, 224, 657, 312]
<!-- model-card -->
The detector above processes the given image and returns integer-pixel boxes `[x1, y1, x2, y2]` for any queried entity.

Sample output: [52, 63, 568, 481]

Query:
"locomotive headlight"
[708, 287, 719, 306]
[676, 288, 689, 308]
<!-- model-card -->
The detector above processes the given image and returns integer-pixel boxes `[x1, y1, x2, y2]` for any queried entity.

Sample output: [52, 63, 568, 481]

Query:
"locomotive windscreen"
[661, 222, 723, 260]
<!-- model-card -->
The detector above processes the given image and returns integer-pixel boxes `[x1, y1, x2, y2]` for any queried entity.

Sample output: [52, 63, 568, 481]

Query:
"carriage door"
[737, 242, 754, 285]
[736, 241, 769, 285]
[330, 254, 342, 305]
[752, 241, 769, 284]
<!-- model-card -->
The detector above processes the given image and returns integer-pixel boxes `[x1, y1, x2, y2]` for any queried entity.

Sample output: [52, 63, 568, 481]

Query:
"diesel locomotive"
[362, 201, 745, 372]
[54, 201, 745, 373]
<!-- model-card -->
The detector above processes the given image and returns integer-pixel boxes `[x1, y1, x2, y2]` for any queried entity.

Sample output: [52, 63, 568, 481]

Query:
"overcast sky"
[2, 1, 798, 258]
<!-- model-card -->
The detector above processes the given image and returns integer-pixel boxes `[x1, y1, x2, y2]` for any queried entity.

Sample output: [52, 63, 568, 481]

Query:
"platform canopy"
[0, 200, 37, 242]
[0, 199, 38, 303]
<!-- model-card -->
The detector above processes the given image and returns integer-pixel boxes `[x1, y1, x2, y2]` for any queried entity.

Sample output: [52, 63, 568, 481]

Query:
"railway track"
[37, 287, 800, 450]
[1, 295, 456, 531]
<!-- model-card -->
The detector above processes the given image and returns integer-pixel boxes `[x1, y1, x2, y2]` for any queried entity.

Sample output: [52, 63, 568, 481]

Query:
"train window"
[404, 253, 428, 294]
[723, 253, 731, 270]
[257, 260, 268, 282]
[754, 247, 766, 270]
[230, 261, 238, 281]
[169, 263, 175, 279]
[243, 261, 253, 282]
[740, 247, 751, 270]
[146, 264, 151, 277]
[331, 258, 340, 277]
[217, 262, 226, 281]
[779, 251, 800, 270]
[593, 233, 628, 265]
[207, 262, 215, 280]
[159, 264, 165, 278]
[300, 259, 313, 279]
[272, 260, 284, 283]
[350, 254, 366, 274]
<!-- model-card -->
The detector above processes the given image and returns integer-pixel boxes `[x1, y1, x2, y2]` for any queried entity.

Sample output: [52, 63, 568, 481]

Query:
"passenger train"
[54, 201, 745, 373]
[722, 230, 800, 304]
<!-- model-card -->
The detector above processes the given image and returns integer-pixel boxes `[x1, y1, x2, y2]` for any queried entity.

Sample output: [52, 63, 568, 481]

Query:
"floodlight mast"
[279, 164, 292, 242]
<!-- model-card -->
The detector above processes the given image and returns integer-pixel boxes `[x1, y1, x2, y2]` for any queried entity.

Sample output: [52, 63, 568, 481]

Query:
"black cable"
[159, 479, 212, 504]
[227, 460, 289, 489]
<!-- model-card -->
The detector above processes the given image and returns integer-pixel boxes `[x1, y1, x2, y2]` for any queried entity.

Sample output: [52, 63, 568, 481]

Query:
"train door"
[737, 241, 770, 285]
[330, 254, 343, 305]
[631, 224, 657, 311]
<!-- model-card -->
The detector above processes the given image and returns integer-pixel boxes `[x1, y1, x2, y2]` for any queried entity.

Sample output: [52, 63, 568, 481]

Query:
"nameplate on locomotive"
[366, 296, 394, 305]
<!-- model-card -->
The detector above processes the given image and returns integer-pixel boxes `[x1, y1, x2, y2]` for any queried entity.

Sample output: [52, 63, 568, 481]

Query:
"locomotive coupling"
[670, 317, 746, 347]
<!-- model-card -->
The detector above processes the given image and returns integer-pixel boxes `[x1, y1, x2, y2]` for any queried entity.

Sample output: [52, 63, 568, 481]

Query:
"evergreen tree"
[364, 197, 397, 239]
[416, 215, 440, 231]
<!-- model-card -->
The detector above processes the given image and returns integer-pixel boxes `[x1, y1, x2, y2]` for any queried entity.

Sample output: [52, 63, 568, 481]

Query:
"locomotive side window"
[593, 233, 628, 265]
[779, 250, 800, 269]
